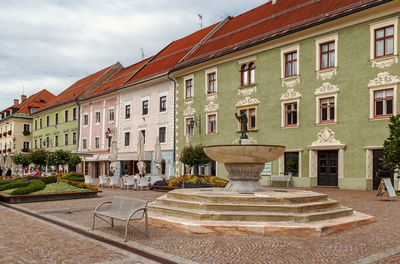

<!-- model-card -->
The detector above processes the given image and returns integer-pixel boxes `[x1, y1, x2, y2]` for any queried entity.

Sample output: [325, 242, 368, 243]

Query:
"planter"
[7, 131, 12, 136]
[21, 148, 30, 153]
[0, 190, 101, 204]
[7, 149, 11, 152]
[22, 131, 31, 136]
[2, 133, 6, 137]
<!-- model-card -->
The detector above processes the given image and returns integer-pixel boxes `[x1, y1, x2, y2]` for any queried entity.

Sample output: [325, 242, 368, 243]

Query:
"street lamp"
[189, 115, 201, 134]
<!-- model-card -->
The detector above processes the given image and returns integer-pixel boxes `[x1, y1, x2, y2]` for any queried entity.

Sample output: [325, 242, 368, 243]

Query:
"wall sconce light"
[189, 115, 201, 134]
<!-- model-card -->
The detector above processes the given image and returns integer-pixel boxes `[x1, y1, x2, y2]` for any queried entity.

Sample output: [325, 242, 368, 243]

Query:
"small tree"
[46, 150, 71, 183]
[12, 153, 31, 172]
[179, 144, 211, 175]
[30, 149, 48, 169]
[68, 154, 82, 172]
[382, 115, 400, 172]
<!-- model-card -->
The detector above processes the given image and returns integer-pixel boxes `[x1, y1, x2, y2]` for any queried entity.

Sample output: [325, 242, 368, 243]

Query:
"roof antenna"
[198, 14, 203, 29]
[141, 48, 145, 60]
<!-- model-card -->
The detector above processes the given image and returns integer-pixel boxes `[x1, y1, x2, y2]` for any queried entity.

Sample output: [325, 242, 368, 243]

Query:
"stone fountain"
[148, 114, 374, 236]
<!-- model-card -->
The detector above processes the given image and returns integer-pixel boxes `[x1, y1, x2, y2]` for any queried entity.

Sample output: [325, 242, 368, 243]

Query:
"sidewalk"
[2, 186, 400, 263]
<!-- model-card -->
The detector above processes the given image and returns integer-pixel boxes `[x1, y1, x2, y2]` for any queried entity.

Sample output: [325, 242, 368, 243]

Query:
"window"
[125, 105, 131, 119]
[82, 138, 87, 150]
[95, 111, 100, 124]
[375, 26, 394, 58]
[109, 109, 114, 122]
[95, 137, 100, 149]
[159, 96, 167, 112]
[64, 134, 69, 146]
[73, 108, 77, 120]
[30, 108, 36, 114]
[142, 100, 149, 116]
[285, 103, 298, 127]
[185, 79, 193, 99]
[141, 130, 146, 144]
[207, 73, 216, 94]
[55, 113, 59, 125]
[186, 118, 194, 136]
[159, 127, 166, 143]
[39, 118, 42, 129]
[46, 137, 50, 148]
[284, 152, 299, 176]
[35, 120, 37, 130]
[124, 132, 130, 146]
[46, 116, 50, 127]
[84, 163, 89, 175]
[55, 135, 58, 147]
[23, 124, 30, 132]
[320, 41, 335, 70]
[23, 142, 30, 150]
[72, 132, 77, 145]
[65, 110, 69, 122]
[207, 114, 217, 134]
[39, 138, 42, 148]
[374, 89, 393, 118]
[83, 114, 88, 126]
[285, 52, 297, 77]
[320, 97, 335, 123]
[34, 139, 37, 149]
[237, 107, 257, 131]
[240, 62, 256, 87]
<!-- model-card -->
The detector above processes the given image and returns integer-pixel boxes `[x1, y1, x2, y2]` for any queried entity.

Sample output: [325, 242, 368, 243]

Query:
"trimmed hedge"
[60, 179, 98, 191]
[0, 181, 30, 191]
[10, 181, 46, 195]
[42, 176, 58, 184]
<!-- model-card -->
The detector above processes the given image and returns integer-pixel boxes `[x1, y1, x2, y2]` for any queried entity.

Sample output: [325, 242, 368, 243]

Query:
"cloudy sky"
[0, 0, 266, 110]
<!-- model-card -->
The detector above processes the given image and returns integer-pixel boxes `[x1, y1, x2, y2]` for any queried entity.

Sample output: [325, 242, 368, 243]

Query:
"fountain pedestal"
[223, 163, 264, 192]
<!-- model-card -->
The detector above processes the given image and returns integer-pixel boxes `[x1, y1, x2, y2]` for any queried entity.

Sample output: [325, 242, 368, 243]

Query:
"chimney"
[13, 99, 19, 105]
[21, 95, 27, 102]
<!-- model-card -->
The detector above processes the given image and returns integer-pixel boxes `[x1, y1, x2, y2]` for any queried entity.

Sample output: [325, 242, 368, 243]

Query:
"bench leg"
[125, 220, 129, 242]
[92, 214, 96, 230]
[145, 210, 148, 238]
[111, 218, 114, 227]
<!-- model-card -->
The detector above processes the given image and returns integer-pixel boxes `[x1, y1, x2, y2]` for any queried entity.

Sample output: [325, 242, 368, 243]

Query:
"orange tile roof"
[179, 0, 390, 67]
[38, 64, 116, 112]
[87, 58, 151, 97]
[126, 22, 221, 85]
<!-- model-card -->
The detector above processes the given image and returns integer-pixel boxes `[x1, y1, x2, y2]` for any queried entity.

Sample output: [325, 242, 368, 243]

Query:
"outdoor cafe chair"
[84, 175, 94, 185]
[99, 175, 108, 187]
[124, 176, 135, 190]
[108, 176, 118, 188]
[137, 176, 149, 191]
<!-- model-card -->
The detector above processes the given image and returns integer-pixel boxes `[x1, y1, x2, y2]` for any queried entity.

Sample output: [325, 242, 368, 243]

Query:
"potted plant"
[8, 130, 12, 136]
[21, 148, 30, 153]
[286, 157, 297, 176]
[23, 130, 30, 136]
[7, 148, 11, 152]
[2, 132, 6, 137]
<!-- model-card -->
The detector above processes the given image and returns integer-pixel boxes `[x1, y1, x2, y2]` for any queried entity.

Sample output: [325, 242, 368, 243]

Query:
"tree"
[382, 115, 400, 172]
[30, 149, 48, 168]
[68, 154, 82, 172]
[46, 150, 71, 183]
[179, 144, 211, 175]
[12, 153, 31, 169]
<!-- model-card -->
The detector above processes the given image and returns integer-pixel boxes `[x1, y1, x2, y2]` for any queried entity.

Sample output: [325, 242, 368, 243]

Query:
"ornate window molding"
[368, 72, 400, 88]
[314, 82, 339, 96]
[282, 76, 300, 88]
[238, 86, 257, 96]
[281, 88, 302, 101]
[204, 102, 219, 113]
[206, 94, 217, 101]
[316, 68, 337, 80]
[369, 17, 399, 67]
[235, 97, 260, 107]
[183, 106, 196, 117]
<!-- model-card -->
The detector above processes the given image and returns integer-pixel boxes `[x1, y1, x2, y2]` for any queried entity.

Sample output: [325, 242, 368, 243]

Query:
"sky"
[0, 0, 267, 110]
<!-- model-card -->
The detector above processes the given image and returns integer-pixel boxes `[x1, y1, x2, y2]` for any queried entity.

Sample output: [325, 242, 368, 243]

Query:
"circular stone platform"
[148, 188, 374, 236]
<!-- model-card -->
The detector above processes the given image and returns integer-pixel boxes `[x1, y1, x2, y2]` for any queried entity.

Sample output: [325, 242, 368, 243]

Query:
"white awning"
[98, 154, 110, 161]
[117, 152, 152, 161]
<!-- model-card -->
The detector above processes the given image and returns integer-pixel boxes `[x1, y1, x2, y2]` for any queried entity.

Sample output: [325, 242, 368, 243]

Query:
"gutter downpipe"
[75, 98, 81, 171]
[167, 71, 177, 176]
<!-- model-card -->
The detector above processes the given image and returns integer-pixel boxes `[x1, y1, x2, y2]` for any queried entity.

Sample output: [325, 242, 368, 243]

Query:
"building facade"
[173, 0, 400, 190]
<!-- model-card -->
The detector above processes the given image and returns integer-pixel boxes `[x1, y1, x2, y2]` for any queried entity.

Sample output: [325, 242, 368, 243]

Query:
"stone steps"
[156, 196, 341, 213]
[148, 203, 353, 223]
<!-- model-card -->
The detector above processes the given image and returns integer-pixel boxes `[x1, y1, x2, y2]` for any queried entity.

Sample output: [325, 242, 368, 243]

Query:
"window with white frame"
[23, 142, 30, 151]
[83, 114, 88, 126]
[72, 132, 77, 145]
[142, 100, 149, 116]
[46, 116, 50, 127]
[55, 113, 59, 125]
[109, 108, 115, 122]
[185, 117, 194, 136]
[46, 137, 50, 148]
[285, 102, 298, 127]
[281, 44, 300, 79]
[159, 127, 166, 143]
[35, 120, 37, 130]
[73, 108, 77, 120]
[370, 17, 398, 61]
[55, 135, 58, 147]
[65, 110, 69, 122]
[34, 139, 37, 149]
[184, 74, 194, 99]
[159, 96, 167, 112]
[319, 97, 335, 123]
[23, 124, 30, 132]
[125, 104, 131, 119]
[315, 34, 338, 71]
[205, 67, 217, 94]
[124, 132, 130, 146]
[140, 130, 146, 144]
[370, 88, 395, 119]
[240, 62, 256, 87]
[95, 137, 100, 149]
[207, 114, 217, 134]
[39, 118, 42, 129]
[284, 152, 299, 176]
[82, 138, 87, 149]
[64, 134, 69, 146]
[95, 111, 101, 124]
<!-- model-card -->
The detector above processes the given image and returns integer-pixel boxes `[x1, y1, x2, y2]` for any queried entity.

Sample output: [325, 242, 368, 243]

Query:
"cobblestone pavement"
[6, 186, 400, 264]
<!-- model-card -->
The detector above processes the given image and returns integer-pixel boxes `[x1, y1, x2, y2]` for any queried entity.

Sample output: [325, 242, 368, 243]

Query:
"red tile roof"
[37, 64, 119, 113]
[126, 22, 222, 85]
[179, 0, 390, 67]
[0, 89, 55, 116]
[87, 58, 151, 97]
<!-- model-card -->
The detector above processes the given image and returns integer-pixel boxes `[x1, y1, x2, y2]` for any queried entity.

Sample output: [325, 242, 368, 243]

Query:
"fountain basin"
[204, 145, 285, 192]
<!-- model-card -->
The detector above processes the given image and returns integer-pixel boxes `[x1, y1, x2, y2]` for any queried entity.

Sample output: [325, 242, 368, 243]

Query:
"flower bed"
[150, 175, 228, 191]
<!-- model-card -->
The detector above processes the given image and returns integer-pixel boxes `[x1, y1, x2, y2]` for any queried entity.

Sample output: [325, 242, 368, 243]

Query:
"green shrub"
[62, 172, 84, 182]
[0, 180, 11, 186]
[0, 181, 30, 191]
[33, 182, 88, 194]
[10, 181, 46, 195]
[42, 176, 58, 184]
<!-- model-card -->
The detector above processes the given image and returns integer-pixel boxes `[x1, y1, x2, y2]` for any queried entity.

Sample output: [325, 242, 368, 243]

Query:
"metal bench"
[268, 174, 292, 187]
[92, 196, 148, 241]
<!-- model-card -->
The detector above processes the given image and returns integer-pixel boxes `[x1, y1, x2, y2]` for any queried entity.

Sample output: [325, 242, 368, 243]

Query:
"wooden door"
[318, 150, 338, 187]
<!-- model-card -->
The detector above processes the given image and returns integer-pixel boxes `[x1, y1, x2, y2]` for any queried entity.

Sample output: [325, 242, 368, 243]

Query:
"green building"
[172, 0, 400, 190]
[31, 63, 121, 153]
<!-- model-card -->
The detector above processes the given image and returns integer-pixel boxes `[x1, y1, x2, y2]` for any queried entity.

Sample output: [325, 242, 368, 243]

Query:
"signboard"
[376, 178, 397, 200]
[261, 162, 272, 176]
